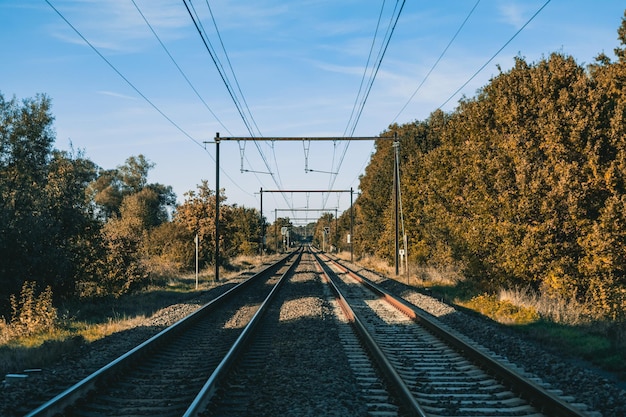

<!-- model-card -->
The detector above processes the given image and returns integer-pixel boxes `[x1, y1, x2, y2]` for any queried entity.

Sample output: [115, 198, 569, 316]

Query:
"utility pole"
[215, 132, 220, 282]
[350, 187, 354, 262]
[195, 233, 199, 289]
[394, 133, 399, 276]
[260, 187, 263, 256]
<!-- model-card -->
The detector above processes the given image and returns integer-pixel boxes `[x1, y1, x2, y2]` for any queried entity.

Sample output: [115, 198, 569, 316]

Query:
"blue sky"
[2, 1, 625, 223]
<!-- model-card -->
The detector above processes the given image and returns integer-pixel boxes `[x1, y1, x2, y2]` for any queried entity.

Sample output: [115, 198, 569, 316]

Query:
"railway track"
[25, 250, 299, 417]
[24, 246, 597, 416]
[199, 250, 387, 417]
[313, 250, 593, 417]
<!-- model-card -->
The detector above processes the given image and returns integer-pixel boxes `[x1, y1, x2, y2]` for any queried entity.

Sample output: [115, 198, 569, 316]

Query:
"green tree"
[90, 155, 170, 221]
[0, 93, 98, 313]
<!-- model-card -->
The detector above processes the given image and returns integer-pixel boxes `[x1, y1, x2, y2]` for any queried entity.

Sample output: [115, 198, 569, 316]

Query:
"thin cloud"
[46, 0, 189, 53]
[498, 1, 532, 29]
[97, 90, 138, 100]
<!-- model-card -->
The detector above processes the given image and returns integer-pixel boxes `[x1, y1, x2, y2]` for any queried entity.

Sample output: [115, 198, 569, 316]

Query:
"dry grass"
[0, 255, 268, 376]
[460, 294, 541, 325]
[336, 251, 463, 288]
[409, 265, 464, 287]
[77, 314, 148, 342]
[498, 286, 594, 326]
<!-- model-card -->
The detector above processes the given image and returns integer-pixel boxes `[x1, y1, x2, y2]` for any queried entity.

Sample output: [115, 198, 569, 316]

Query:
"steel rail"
[323, 253, 592, 417]
[312, 250, 428, 417]
[25, 252, 294, 417]
[184, 248, 303, 416]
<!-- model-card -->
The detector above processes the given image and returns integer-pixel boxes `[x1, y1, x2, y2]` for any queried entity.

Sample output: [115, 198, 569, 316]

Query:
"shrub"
[4, 281, 58, 340]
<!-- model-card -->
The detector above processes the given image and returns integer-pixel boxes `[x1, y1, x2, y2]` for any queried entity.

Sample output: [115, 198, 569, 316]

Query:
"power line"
[201, 1, 284, 193]
[343, 0, 387, 138]
[393, 0, 481, 123]
[130, 0, 233, 136]
[204, 0, 262, 138]
[345, 0, 406, 138]
[324, 0, 406, 208]
[44, 0, 254, 198]
[45, 0, 204, 149]
[183, 1, 290, 209]
[439, 0, 551, 110]
[182, 0, 256, 137]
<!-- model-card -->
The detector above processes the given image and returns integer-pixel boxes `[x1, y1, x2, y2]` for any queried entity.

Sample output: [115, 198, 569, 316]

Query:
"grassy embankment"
[0, 255, 264, 377]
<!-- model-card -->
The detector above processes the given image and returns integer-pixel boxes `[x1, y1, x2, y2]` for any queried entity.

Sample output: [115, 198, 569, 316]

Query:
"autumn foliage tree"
[344, 12, 626, 319]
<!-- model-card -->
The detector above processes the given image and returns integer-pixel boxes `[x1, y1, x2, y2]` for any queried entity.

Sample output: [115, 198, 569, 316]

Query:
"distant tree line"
[0, 93, 264, 318]
[335, 12, 626, 320]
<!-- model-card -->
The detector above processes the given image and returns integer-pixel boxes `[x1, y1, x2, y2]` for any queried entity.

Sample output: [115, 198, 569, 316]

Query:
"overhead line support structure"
[209, 134, 393, 273]
[219, 136, 381, 141]
[261, 189, 352, 260]
[273, 207, 339, 251]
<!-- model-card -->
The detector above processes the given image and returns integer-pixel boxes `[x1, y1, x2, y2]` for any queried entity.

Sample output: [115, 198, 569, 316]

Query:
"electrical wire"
[323, 0, 406, 209]
[343, 0, 387, 139]
[439, 0, 551, 109]
[46, 0, 202, 149]
[183, 0, 292, 209]
[189, 1, 285, 187]
[345, 0, 406, 138]
[201, 1, 288, 202]
[204, 0, 262, 138]
[131, 0, 233, 136]
[183, 0, 255, 136]
[392, 0, 481, 123]
[44, 0, 254, 197]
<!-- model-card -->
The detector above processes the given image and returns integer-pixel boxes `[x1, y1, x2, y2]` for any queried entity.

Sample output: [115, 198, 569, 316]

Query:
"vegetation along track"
[25, 251, 298, 417]
[313, 250, 595, 417]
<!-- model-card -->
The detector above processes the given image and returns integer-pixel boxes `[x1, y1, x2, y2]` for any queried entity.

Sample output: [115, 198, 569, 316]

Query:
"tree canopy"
[338, 12, 626, 319]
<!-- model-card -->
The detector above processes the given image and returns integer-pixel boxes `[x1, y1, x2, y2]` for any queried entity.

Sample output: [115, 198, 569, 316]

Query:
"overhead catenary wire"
[345, 0, 406, 139]
[200, 0, 289, 203]
[392, 0, 481, 123]
[183, 0, 293, 211]
[204, 0, 262, 138]
[192, 0, 286, 194]
[183, 0, 256, 137]
[44, 0, 254, 197]
[438, 0, 552, 110]
[342, 0, 387, 139]
[323, 0, 406, 209]
[130, 0, 233, 136]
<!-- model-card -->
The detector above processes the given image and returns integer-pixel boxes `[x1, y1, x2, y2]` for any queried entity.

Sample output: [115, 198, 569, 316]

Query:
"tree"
[228, 205, 262, 256]
[90, 155, 170, 221]
[96, 174, 176, 294]
[0, 93, 99, 314]
[174, 181, 228, 267]
[353, 135, 396, 258]
[143, 221, 194, 272]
